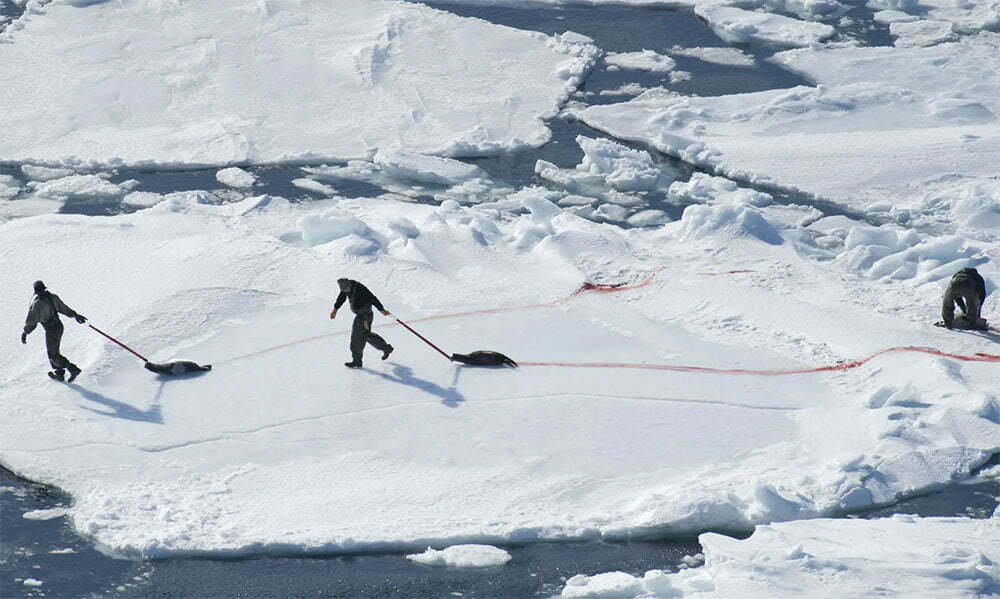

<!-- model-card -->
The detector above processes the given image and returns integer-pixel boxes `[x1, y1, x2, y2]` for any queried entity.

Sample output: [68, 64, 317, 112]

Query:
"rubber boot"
[67, 364, 81, 383]
[382, 345, 393, 361]
[344, 361, 362, 369]
[48, 369, 65, 382]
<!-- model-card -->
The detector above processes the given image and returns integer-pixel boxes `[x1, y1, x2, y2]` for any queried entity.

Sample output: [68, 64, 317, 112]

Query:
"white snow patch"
[374, 150, 487, 186]
[215, 167, 256, 189]
[406, 544, 512, 567]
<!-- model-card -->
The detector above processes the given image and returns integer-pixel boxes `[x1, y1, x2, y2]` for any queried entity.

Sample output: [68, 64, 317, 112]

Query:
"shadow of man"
[365, 363, 466, 408]
[68, 384, 163, 424]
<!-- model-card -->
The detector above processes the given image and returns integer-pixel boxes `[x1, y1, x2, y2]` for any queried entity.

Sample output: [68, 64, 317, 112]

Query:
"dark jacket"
[334, 280, 385, 315]
[950, 268, 987, 303]
[24, 292, 80, 335]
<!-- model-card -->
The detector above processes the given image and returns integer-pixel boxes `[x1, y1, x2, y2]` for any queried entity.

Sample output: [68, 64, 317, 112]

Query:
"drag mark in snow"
[521, 347, 1000, 376]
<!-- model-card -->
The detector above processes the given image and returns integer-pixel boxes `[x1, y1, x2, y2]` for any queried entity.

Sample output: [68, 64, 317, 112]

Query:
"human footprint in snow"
[330, 278, 393, 368]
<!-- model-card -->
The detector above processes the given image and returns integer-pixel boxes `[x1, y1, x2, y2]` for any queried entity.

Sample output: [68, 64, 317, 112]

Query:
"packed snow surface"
[560, 516, 1000, 598]
[0, 0, 597, 165]
[406, 544, 512, 567]
[1, 185, 997, 558]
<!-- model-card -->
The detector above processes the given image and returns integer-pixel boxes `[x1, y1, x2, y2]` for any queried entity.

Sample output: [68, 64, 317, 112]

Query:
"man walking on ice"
[22, 280, 87, 382]
[942, 267, 988, 330]
[330, 278, 393, 369]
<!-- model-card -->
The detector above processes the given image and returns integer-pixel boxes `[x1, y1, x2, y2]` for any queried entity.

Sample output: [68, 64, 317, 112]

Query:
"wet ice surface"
[2, 465, 996, 599]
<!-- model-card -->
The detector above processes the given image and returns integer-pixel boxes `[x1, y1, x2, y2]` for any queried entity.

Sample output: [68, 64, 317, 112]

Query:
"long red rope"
[217, 269, 1000, 374]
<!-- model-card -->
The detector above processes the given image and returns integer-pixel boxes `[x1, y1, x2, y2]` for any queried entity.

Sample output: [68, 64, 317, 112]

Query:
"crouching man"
[942, 267, 988, 330]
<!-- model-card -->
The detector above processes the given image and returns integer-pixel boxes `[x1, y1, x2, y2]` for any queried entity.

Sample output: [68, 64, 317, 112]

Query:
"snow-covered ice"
[667, 46, 756, 67]
[694, 6, 836, 47]
[1, 187, 997, 557]
[605, 50, 676, 72]
[578, 32, 1000, 207]
[406, 544, 512, 567]
[0, 0, 597, 165]
[560, 516, 1000, 598]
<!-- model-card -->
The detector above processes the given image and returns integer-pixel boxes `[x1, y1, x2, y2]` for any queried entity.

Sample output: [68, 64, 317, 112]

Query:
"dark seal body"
[451, 351, 517, 367]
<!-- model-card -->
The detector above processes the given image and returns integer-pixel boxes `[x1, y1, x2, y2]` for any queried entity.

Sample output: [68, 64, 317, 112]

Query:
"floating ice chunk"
[669, 71, 692, 83]
[27, 174, 133, 201]
[561, 572, 645, 598]
[21, 164, 74, 181]
[874, 9, 919, 23]
[291, 178, 337, 196]
[669, 45, 756, 67]
[23, 508, 69, 520]
[594, 203, 629, 223]
[216, 167, 256, 189]
[669, 173, 772, 207]
[605, 50, 676, 72]
[405, 544, 511, 568]
[891, 20, 955, 47]
[536, 136, 672, 196]
[23, 579, 43, 588]
[0, 175, 20, 201]
[374, 150, 487, 186]
[695, 6, 835, 47]
[867, 0, 919, 12]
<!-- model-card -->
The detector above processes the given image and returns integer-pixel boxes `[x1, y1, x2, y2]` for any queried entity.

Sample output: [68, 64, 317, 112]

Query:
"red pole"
[88, 324, 148, 362]
[394, 318, 451, 361]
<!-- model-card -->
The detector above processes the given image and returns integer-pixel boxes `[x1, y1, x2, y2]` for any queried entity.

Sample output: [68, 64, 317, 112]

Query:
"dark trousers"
[943, 282, 982, 328]
[350, 311, 390, 362]
[43, 321, 75, 372]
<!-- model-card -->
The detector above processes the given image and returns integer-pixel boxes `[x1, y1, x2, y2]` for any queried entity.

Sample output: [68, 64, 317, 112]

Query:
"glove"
[329, 309, 337, 320]
[380, 309, 391, 316]
[21, 332, 27, 344]
[75, 315, 87, 324]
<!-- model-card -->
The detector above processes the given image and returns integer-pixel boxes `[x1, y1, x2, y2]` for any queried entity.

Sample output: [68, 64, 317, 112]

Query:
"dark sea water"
[4, 3, 988, 599]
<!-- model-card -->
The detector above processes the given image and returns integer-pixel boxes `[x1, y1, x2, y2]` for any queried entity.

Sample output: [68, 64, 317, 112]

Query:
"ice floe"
[215, 167, 257, 189]
[0, 0, 597, 165]
[694, 6, 836, 47]
[406, 544, 512, 567]
[605, 50, 676, 72]
[560, 516, 1000, 598]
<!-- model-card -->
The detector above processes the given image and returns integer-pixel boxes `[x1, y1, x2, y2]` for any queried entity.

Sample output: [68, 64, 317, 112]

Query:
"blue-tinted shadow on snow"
[69, 384, 163, 424]
[364, 363, 465, 408]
